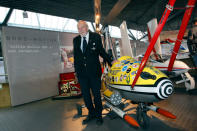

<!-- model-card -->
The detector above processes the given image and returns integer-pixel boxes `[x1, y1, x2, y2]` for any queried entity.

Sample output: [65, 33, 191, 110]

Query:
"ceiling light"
[96, 14, 100, 19]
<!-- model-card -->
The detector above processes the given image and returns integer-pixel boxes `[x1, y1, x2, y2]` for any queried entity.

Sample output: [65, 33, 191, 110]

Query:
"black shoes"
[82, 115, 103, 126]
[96, 117, 103, 126]
[82, 115, 95, 125]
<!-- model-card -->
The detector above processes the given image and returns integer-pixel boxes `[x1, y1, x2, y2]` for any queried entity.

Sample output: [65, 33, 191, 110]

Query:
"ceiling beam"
[102, 0, 131, 27]
[128, 29, 137, 40]
[138, 33, 148, 40]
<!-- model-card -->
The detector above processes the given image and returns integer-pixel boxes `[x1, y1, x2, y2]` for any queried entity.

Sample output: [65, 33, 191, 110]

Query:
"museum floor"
[0, 87, 197, 131]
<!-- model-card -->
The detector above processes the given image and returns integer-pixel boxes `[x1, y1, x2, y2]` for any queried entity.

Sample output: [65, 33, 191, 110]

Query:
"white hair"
[77, 20, 89, 28]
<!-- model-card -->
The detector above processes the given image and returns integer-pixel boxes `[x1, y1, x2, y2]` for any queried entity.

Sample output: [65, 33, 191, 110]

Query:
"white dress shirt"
[80, 32, 89, 51]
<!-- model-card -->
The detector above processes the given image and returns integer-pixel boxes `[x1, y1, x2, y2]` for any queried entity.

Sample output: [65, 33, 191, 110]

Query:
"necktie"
[83, 37, 87, 53]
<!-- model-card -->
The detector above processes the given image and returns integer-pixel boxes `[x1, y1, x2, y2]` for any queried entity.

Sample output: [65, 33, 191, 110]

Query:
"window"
[8, 9, 39, 29]
[0, 6, 10, 23]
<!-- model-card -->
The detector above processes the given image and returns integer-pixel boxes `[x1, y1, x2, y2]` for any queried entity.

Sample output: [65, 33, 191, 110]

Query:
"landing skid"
[104, 103, 127, 120]
[104, 102, 151, 129]
[76, 101, 150, 129]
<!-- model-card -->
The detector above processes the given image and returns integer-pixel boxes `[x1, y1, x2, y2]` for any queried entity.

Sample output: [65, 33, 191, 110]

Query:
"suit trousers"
[78, 75, 103, 118]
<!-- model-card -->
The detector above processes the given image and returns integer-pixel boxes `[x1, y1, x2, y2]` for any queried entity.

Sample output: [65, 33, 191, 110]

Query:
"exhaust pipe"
[105, 102, 140, 127]
[147, 105, 176, 119]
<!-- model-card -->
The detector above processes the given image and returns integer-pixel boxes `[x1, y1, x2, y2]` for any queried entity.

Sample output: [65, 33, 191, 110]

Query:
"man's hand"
[111, 60, 119, 65]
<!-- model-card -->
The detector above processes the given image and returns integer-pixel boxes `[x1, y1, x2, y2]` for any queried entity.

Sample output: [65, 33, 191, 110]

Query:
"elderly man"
[73, 20, 112, 125]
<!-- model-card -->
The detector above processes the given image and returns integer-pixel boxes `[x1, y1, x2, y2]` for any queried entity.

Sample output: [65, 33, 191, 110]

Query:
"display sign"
[2, 27, 61, 106]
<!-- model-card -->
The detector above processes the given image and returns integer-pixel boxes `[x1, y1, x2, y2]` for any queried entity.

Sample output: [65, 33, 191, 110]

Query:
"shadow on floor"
[81, 114, 182, 131]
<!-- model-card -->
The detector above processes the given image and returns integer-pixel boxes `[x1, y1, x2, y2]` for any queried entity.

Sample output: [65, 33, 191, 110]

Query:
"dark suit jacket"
[73, 31, 112, 78]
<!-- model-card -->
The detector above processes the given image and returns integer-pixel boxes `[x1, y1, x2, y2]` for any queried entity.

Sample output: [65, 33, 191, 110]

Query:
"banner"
[59, 32, 77, 73]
